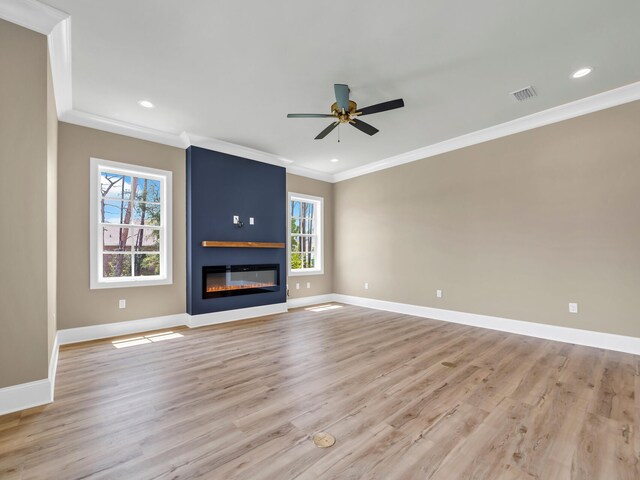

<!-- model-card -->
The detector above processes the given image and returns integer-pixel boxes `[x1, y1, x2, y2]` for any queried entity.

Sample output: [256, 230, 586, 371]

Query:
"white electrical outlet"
[436, 289, 443, 298]
[295, 283, 300, 290]
[233, 215, 239, 224]
[249, 217, 255, 225]
[119, 299, 126, 309]
[364, 282, 369, 290]
[569, 303, 578, 314]
[306, 282, 311, 289]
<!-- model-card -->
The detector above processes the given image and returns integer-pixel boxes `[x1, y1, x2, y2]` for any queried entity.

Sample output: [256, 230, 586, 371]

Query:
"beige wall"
[286, 174, 334, 299]
[334, 100, 640, 338]
[57, 123, 186, 329]
[0, 20, 49, 387]
[47, 53, 58, 360]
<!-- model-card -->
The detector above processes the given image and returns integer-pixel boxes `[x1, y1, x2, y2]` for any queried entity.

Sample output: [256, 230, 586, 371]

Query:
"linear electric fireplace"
[202, 264, 280, 299]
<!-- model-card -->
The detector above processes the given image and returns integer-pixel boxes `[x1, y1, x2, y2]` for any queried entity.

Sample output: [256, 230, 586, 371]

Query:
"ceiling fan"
[287, 84, 404, 140]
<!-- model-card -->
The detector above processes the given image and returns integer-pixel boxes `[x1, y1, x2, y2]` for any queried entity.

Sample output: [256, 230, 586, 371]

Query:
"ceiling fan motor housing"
[331, 100, 360, 123]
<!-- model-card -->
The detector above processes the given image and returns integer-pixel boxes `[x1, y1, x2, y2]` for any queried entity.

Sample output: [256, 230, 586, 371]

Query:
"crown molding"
[0, 0, 68, 35]
[185, 133, 293, 168]
[60, 109, 188, 148]
[58, 79, 640, 185]
[0, 1, 72, 116]
[333, 81, 640, 182]
[60, 111, 336, 180]
[5, 1, 640, 185]
[47, 17, 71, 116]
[286, 164, 334, 182]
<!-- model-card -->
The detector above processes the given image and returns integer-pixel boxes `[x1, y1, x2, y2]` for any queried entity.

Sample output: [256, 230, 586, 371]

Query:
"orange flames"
[206, 282, 276, 293]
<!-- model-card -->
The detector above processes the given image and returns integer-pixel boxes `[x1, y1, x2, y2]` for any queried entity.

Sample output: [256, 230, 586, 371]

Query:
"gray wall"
[334, 100, 640, 338]
[57, 123, 186, 329]
[286, 174, 334, 299]
[0, 20, 50, 388]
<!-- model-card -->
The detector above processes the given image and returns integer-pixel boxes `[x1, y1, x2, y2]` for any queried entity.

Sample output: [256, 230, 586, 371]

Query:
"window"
[90, 158, 172, 289]
[288, 192, 323, 275]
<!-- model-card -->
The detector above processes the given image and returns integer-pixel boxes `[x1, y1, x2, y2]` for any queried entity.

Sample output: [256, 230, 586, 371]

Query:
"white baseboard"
[187, 303, 288, 328]
[57, 313, 189, 345]
[0, 304, 285, 416]
[56, 296, 640, 355]
[333, 294, 640, 355]
[6, 295, 637, 417]
[0, 332, 63, 416]
[287, 294, 336, 309]
[57, 304, 290, 344]
[0, 379, 52, 417]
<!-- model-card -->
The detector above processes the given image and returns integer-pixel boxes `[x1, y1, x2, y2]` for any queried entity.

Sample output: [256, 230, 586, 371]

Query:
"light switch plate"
[249, 217, 255, 225]
[233, 215, 239, 224]
[436, 289, 442, 298]
[119, 299, 126, 309]
[569, 303, 578, 314]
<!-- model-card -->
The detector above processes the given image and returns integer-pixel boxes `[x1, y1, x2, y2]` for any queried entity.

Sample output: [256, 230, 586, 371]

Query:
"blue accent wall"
[186, 146, 286, 315]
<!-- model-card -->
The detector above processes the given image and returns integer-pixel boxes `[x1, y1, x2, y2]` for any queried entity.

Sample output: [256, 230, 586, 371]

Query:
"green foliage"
[140, 254, 160, 275]
[290, 217, 300, 234]
[291, 253, 302, 270]
[105, 254, 131, 277]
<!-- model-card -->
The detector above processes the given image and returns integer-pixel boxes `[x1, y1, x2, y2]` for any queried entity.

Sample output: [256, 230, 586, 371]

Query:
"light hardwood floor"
[1, 304, 639, 479]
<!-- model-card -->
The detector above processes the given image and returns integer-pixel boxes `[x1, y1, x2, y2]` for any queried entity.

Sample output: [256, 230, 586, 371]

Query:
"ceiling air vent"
[510, 86, 537, 102]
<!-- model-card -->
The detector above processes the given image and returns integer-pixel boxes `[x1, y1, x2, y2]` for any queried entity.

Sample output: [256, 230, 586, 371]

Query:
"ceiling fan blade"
[315, 121, 339, 140]
[287, 114, 334, 118]
[357, 98, 404, 116]
[334, 84, 350, 111]
[350, 118, 379, 136]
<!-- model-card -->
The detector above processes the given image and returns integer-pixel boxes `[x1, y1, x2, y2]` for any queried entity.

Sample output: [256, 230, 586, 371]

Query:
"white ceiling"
[43, 0, 640, 174]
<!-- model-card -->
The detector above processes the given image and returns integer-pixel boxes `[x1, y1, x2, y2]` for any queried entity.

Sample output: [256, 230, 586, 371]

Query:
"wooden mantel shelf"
[201, 241, 285, 249]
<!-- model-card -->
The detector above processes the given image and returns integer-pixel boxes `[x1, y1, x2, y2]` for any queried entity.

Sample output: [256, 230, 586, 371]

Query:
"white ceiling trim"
[0, 0, 67, 35]
[285, 164, 334, 183]
[47, 17, 71, 116]
[333, 80, 640, 182]
[4, 1, 640, 185]
[185, 133, 333, 181]
[60, 109, 188, 148]
[185, 133, 292, 167]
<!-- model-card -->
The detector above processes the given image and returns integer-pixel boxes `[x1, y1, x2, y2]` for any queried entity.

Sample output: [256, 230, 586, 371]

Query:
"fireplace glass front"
[202, 264, 280, 299]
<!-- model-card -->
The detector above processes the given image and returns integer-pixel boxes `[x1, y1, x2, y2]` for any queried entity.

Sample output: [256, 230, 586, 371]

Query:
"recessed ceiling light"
[138, 100, 155, 108]
[330, 158, 339, 163]
[571, 67, 593, 79]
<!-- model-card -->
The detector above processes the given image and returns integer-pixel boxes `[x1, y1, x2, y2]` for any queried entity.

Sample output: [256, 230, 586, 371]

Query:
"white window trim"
[90, 157, 173, 289]
[288, 192, 324, 276]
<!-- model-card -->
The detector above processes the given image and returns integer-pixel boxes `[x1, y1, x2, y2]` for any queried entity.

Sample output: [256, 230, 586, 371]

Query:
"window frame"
[89, 157, 173, 289]
[288, 192, 324, 276]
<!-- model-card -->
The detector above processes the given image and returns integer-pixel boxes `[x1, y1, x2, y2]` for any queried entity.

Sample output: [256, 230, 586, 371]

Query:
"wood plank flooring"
[1, 303, 639, 479]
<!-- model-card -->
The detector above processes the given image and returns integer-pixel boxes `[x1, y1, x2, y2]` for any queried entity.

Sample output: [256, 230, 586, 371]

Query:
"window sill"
[288, 270, 324, 277]
[90, 277, 173, 289]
